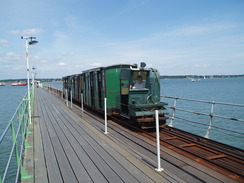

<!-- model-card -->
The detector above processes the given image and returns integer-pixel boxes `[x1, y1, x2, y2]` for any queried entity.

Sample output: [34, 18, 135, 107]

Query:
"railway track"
[145, 127, 244, 182]
[63, 98, 244, 182]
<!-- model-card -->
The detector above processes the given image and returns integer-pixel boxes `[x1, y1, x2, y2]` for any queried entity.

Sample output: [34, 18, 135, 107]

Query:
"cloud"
[92, 63, 102, 67]
[8, 28, 43, 35]
[161, 23, 234, 37]
[58, 62, 66, 66]
[0, 39, 9, 47]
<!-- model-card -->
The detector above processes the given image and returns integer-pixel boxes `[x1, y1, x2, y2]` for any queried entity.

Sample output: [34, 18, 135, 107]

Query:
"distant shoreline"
[160, 74, 244, 79]
[1, 74, 243, 82]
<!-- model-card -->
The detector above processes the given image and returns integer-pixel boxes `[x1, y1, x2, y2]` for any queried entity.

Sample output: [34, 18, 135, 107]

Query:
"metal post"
[155, 110, 163, 172]
[70, 90, 73, 108]
[104, 98, 108, 134]
[169, 98, 177, 127]
[66, 89, 68, 106]
[81, 93, 83, 114]
[32, 71, 34, 96]
[62, 87, 63, 100]
[21, 36, 38, 125]
[24, 39, 32, 125]
[205, 102, 215, 139]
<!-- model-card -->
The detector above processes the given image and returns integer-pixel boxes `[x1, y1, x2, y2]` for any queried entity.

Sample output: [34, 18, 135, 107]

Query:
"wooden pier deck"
[22, 88, 237, 183]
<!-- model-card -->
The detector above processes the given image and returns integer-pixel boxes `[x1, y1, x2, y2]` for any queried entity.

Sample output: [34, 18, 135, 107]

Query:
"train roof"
[82, 67, 104, 73]
[63, 64, 138, 79]
[104, 64, 137, 70]
[62, 73, 81, 79]
[82, 64, 137, 73]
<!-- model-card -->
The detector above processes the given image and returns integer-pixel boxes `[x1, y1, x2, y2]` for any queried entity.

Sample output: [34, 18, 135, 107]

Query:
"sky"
[0, 0, 244, 79]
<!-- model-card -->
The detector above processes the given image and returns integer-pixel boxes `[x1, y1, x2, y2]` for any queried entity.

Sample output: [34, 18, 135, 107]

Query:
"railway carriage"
[62, 63, 168, 129]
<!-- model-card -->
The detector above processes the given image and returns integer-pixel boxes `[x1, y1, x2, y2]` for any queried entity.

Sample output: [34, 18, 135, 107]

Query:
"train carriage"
[103, 64, 136, 114]
[63, 62, 168, 129]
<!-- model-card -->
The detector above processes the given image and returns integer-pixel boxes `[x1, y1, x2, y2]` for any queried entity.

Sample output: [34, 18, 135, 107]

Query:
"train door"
[120, 69, 130, 115]
[90, 72, 95, 106]
[83, 72, 90, 105]
[97, 71, 102, 109]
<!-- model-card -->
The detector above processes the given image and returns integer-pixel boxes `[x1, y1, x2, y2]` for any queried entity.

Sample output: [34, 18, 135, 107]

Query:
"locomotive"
[62, 62, 168, 129]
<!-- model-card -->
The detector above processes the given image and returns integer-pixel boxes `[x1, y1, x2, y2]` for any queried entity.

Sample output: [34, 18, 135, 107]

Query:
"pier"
[21, 88, 240, 183]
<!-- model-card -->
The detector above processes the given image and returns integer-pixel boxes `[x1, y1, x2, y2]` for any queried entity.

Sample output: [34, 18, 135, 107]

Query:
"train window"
[131, 71, 148, 89]
[121, 79, 129, 95]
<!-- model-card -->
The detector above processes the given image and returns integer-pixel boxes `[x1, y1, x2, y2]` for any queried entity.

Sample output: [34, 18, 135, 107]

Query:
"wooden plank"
[36, 92, 63, 183]
[45, 101, 93, 183]
[180, 143, 197, 148]
[43, 109, 78, 183]
[45, 90, 149, 183]
[63, 107, 168, 183]
[38, 89, 108, 183]
[33, 97, 48, 183]
[59, 116, 140, 182]
[56, 112, 124, 182]
[207, 154, 227, 160]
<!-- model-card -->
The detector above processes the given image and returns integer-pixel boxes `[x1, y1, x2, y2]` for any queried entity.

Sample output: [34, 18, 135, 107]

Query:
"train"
[62, 62, 168, 129]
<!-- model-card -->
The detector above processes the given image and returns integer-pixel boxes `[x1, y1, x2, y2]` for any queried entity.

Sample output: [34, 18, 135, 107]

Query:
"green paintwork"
[105, 68, 121, 110]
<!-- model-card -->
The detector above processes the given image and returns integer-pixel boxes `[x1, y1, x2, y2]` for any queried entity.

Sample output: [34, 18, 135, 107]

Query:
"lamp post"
[21, 36, 38, 124]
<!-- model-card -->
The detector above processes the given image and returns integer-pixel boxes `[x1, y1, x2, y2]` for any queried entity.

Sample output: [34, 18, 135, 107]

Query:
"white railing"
[162, 96, 244, 144]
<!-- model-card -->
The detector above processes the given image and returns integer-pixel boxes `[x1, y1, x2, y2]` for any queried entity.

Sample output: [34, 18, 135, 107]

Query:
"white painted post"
[155, 110, 163, 172]
[66, 89, 68, 106]
[104, 98, 108, 134]
[81, 93, 84, 114]
[62, 88, 63, 100]
[70, 90, 73, 109]
[169, 98, 177, 127]
[205, 102, 215, 139]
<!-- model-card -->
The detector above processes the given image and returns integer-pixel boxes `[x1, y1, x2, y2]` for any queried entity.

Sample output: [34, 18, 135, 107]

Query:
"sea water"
[161, 77, 244, 149]
[0, 84, 28, 182]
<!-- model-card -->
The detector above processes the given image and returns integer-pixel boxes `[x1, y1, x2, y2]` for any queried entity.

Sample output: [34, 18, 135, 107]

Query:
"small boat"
[0, 82, 5, 86]
[11, 82, 27, 86]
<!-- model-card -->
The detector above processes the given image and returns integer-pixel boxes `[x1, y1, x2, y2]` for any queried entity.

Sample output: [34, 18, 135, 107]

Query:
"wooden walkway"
[22, 88, 237, 183]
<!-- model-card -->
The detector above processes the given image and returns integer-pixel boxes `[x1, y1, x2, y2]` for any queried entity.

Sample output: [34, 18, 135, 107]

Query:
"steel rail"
[163, 96, 244, 107]
[0, 94, 27, 143]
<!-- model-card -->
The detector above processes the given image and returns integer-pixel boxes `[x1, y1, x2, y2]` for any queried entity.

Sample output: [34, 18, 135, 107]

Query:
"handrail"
[0, 87, 34, 183]
[162, 96, 244, 143]
[163, 96, 244, 107]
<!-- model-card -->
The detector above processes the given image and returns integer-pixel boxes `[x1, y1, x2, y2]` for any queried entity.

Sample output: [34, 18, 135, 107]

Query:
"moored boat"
[0, 82, 6, 86]
[11, 82, 27, 86]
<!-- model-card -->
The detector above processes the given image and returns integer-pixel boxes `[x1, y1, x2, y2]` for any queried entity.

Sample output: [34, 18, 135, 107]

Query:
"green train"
[62, 63, 168, 129]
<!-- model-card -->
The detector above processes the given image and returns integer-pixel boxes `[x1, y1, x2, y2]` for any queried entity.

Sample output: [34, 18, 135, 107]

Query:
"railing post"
[70, 90, 73, 109]
[62, 87, 63, 100]
[104, 98, 108, 134]
[66, 89, 68, 106]
[81, 93, 84, 114]
[169, 98, 177, 127]
[205, 102, 215, 139]
[155, 110, 163, 172]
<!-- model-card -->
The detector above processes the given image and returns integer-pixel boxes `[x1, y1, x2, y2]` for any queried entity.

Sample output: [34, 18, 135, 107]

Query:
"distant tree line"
[160, 74, 244, 79]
